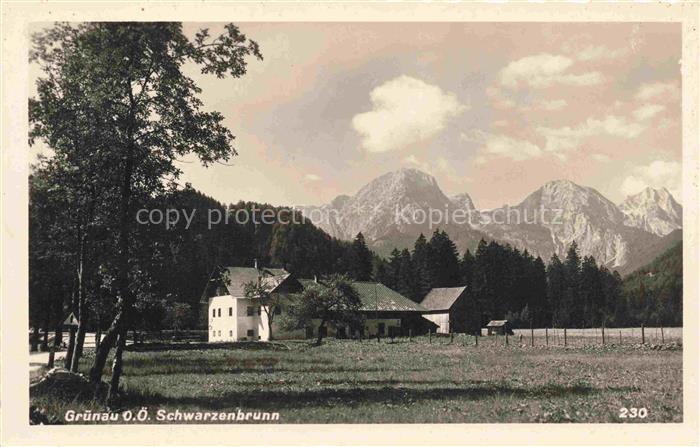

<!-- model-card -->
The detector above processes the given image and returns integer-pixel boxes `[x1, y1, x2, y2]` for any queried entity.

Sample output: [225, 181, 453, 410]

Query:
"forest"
[31, 178, 682, 347]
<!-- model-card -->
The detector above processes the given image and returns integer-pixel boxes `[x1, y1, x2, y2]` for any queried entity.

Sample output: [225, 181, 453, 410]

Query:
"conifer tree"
[411, 233, 431, 300]
[426, 230, 461, 288]
[349, 232, 373, 281]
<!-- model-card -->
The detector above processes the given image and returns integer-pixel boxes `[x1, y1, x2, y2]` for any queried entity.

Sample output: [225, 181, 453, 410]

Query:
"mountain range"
[299, 168, 682, 274]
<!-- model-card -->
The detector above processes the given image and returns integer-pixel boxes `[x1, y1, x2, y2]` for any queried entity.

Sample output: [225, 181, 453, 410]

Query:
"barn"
[419, 286, 479, 335]
[297, 279, 434, 338]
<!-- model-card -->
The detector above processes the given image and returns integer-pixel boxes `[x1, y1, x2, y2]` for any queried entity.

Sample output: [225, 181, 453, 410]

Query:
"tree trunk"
[64, 327, 76, 368]
[315, 320, 326, 346]
[107, 329, 127, 404]
[89, 310, 123, 385]
[41, 312, 50, 351]
[48, 325, 63, 369]
[266, 310, 274, 341]
[30, 326, 39, 352]
[90, 72, 137, 396]
[95, 326, 102, 351]
[47, 296, 64, 368]
[70, 233, 88, 372]
[71, 321, 86, 372]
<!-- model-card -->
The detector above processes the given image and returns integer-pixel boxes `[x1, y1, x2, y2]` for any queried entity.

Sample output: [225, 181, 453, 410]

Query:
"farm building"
[486, 320, 513, 335]
[419, 286, 479, 335]
[201, 264, 434, 342]
[297, 279, 434, 339]
[201, 264, 303, 342]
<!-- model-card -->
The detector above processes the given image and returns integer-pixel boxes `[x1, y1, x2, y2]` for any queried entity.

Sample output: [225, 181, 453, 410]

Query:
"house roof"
[298, 279, 427, 312]
[420, 286, 467, 311]
[486, 320, 509, 327]
[221, 267, 290, 297]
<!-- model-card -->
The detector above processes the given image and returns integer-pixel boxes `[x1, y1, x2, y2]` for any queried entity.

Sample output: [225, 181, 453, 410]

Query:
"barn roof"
[486, 320, 509, 327]
[221, 267, 291, 297]
[298, 279, 427, 312]
[420, 286, 467, 311]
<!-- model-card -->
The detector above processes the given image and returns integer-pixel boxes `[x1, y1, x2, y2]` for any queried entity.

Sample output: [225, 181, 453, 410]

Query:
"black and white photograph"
[2, 2, 699, 445]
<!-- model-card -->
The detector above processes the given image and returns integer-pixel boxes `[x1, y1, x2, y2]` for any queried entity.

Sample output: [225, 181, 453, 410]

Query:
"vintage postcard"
[2, 1, 699, 446]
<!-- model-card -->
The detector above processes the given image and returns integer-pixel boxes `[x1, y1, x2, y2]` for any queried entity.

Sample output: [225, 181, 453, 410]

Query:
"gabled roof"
[298, 279, 427, 312]
[420, 286, 468, 311]
[220, 267, 290, 297]
[487, 320, 509, 327]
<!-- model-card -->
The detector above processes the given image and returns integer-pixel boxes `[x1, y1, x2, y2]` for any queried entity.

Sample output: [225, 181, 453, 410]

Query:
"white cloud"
[540, 99, 568, 111]
[499, 53, 604, 89]
[463, 130, 543, 162]
[537, 115, 645, 156]
[633, 104, 666, 121]
[621, 160, 681, 200]
[304, 174, 321, 181]
[352, 75, 466, 153]
[403, 155, 460, 183]
[575, 45, 627, 62]
[635, 82, 680, 101]
[591, 153, 611, 163]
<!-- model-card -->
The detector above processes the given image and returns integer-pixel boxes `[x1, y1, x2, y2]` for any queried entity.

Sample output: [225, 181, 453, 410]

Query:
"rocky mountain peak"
[619, 187, 682, 236]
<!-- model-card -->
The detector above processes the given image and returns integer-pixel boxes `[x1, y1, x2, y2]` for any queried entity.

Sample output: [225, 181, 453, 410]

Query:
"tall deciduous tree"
[30, 22, 261, 400]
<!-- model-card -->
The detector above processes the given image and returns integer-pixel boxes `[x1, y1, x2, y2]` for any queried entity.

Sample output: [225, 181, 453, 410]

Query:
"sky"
[31, 22, 682, 209]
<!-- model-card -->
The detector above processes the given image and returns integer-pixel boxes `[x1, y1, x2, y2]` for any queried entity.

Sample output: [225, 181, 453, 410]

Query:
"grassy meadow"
[31, 334, 682, 424]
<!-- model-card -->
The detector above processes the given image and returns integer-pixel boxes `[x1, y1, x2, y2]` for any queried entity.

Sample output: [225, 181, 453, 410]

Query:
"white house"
[202, 264, 303, 342]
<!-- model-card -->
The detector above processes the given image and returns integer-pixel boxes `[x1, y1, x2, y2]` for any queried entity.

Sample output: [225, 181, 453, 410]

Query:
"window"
[212, 308, 216, 318]
[247, 329, 254, 337]
[274, 306, 281, 315]
[212, 331, 215, 337]
[229, 330, 233, 337]
[247, 306, 254, 316]
[229, 307, 232, 316]
[217, 308, 221, 317]
[218, 330, 221, 336]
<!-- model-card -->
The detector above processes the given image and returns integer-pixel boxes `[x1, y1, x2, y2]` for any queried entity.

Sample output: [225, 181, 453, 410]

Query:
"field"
[30, 331, 683, 424]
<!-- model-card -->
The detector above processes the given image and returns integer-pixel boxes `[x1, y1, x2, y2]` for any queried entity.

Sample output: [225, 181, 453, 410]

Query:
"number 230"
[619, 407, 648, 419]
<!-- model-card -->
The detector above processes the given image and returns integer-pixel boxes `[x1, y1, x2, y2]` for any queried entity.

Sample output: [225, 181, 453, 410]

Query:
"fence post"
[661, 325, 665, 343]
[641, 324, 645, 344]
[450, 331, 454, 344]
[408, 328, 412, 342]
[602, 323, 605, 346]
[531, 326, 535, 347]
[474, 334, 478, 347]
[377, 332, 380, 343]
[505, 333, 509, 346]
[564, 328, 567, 347]
[619, 330, 622, 345]
[545, 327, 549, 346]
[519, 334, 523, 344]
[429, 329, 432, 344]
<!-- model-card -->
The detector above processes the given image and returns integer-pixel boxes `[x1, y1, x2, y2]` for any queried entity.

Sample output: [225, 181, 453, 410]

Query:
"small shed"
[486, 320, 513, 335]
